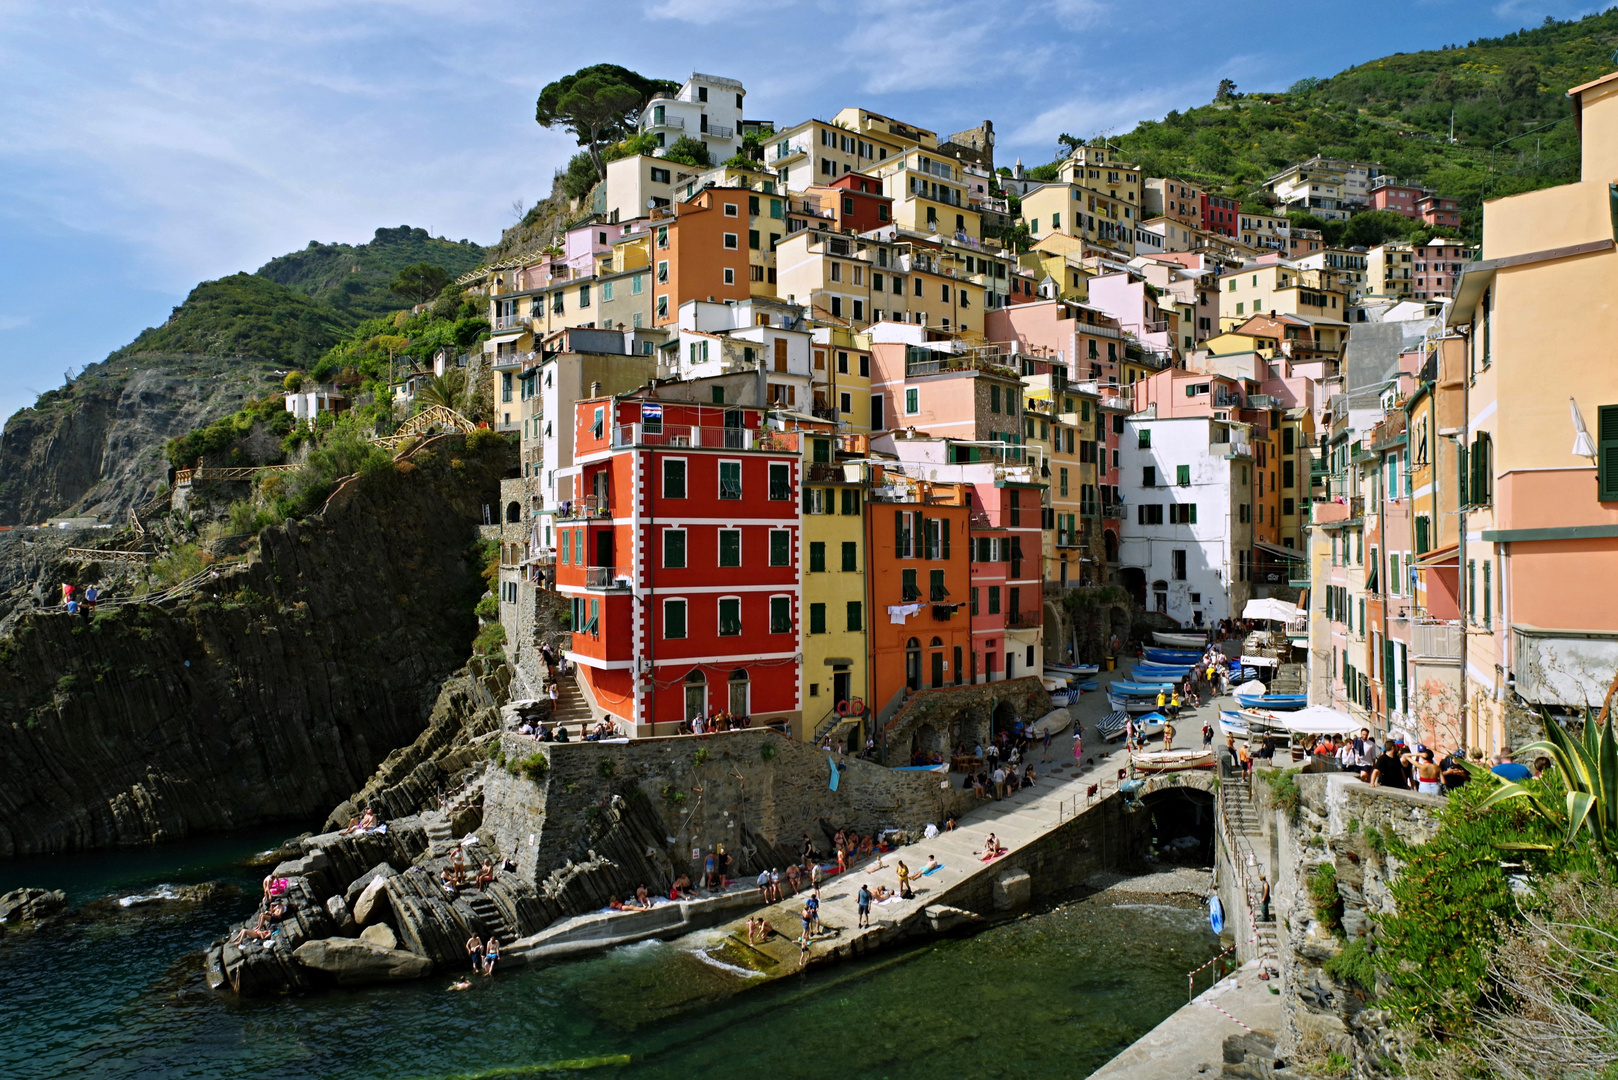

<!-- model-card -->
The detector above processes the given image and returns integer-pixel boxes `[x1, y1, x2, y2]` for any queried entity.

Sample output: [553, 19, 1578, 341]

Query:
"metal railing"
[584, 566, 631, 588]
[1005, 610, 1043, 629]
[1413, 619, 1463, 659]
[650, 115, 685, 130]
[609, 424, 801, 452]
[493, 314, 530, 331]
[558, 496, 613, 519]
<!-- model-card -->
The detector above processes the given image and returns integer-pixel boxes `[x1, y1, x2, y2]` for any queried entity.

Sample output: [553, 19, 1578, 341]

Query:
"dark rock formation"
[0, 887, 68, 923]
[292, 937, 431, 984]
[0, 436, 510, 857]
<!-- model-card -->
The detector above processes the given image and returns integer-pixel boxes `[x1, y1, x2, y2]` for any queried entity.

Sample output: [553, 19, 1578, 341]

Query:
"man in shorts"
[756, 869, 771, 902]
[857, 882, 872, 928]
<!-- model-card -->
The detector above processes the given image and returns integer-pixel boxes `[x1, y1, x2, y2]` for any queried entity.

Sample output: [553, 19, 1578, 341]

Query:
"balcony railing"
[584, 566, 632, 589]
[611, 424, 800, 452]
[558, 495, 614, 519]
[1101, 503, 1125, 519]
[493, 314, 531, 331]
[704, 123, 734, 140]
[650, 115, 685, 130]
[1413, 620, 1463, 660]
[1006, 610, 1043, 629]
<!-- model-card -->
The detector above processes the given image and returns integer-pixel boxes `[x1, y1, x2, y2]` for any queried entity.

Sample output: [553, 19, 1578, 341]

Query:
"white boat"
[1152, 631, 1208, 648]
[1218, 710, 1249, 738]
[1130, 748, 1214, 772]
[1046, 663, 1100, 677]
[1107, 692, 1163, 714]
[1029, 708, 1072, 738]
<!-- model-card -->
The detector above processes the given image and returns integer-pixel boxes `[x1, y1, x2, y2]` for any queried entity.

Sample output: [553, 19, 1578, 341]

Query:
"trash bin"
[1103, 656, 1116, 672]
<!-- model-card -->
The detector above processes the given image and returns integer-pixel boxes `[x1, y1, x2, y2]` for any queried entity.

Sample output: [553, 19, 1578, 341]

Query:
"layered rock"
[0, 436, 511, 857]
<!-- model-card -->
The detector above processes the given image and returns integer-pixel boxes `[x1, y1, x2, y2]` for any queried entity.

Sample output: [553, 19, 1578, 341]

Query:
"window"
[1169, 503, 1197, 524]
[1482, 560, 1492, 629]
[1172, 549, 1187, 580]
[1176, 464, 1190, 487]
[769, 529, 790, 567]
[663, 529, 686, 569]
[601, 280, 613, 302]
[990, 385, 1001, 413]
[770, 596, 792, 634]
[970, 587, 980, 616]
[1137, 504, 1164, 525]
[650, 167, 670, 184]
[810, 603, 826, 635]
[663, 458, 686, 498]
[987, 586, 1001, 614]
[723, 267, 735, 285]
[723, 233, 738, 249]
[1059, 467, 1068, 497]
[846, 601, 863, 631]
[1142, 466, 1157, 487]
[901, 568, 920, 601]
[905, 387, 919, 414]
[1137, 428, 1151, 449]
[723, 202, 738, 217]
[719, 461, 741, 499]
[579, 282, 591, 307]
[930, 568, 947, 601]
[719, 529, 741, 567]
[719, 597, 742, 636]
[768, 462, 790, 500]
[664, 599, 687, 640]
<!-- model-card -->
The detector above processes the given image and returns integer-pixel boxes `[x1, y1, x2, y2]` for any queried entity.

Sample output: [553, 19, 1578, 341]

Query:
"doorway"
[724, 409, 744, 449]
[905, 638, 921, 691]
[684, 670, 706, 721]
[595, 530, 614, 569]
[833, 668, 851, 709]
[728, 668, 750, 717]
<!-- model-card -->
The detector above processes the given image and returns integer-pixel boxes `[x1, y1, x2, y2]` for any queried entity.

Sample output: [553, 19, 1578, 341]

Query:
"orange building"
[863, 475, 973, 742]
[652, 188, 755, 327]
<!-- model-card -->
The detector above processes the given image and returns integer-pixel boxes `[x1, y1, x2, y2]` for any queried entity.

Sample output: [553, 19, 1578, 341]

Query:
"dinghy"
[1143, 647, 1205, 665]
[1130, 748, 1214, 772]
[1152, 631, 1208, 648]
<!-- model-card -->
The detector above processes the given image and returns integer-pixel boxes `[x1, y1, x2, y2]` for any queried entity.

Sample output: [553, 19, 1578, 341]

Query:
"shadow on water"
[2, 830, 1218, 1080]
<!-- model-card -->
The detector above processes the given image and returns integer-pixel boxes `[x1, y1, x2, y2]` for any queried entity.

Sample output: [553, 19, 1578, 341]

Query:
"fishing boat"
[1233, 692, 1308, 711]
[1075, 680, 1099, 692]
[1218, 710, 1249, 738]
[1130, 748, 1214, 772]
[1098, 710, 1166, 739]
[1152, 631, 1208, 648]
[1109, 680, 1174, 695]
[1107, 692, 1166, 714]
[1143, 647, 1205, 665]
[1029, 708, 1072, 738]
[1045, 662, 1100, 678]
[1129, 663, 1193, 679]
[1041, 677, 1073, 707]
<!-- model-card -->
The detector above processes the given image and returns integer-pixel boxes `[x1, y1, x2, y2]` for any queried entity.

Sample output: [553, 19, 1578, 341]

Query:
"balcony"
[1413, 620, 1463, 660]
[703, 123, 734, 140]
[807, 462, 863, 484]
[558, 496, 614, 520]
[1101, 503, 1125, 519]
[1055, 531, 1084, 549]
[1006, 610, 1043, 629]
[611, 424, 800, 452]
[584, 566, 632, 589]
[649, 115, 685, 131]
[493, 314, 531, 331]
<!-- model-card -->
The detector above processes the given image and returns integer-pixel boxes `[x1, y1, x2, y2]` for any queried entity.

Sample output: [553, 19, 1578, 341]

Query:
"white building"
[1118, 414, 1254, 628]
[284, 385, 346, 427]
[640, 72, 746, 163]
[666, 298, 813, 409]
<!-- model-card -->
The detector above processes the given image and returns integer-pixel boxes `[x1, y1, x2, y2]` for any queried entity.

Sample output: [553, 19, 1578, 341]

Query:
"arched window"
[506, 501, 521, 523]
[728, 668, 750, 718]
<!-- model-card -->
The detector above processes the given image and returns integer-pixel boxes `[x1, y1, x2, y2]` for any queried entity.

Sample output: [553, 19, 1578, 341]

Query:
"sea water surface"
[0, 831, 1219, 1080]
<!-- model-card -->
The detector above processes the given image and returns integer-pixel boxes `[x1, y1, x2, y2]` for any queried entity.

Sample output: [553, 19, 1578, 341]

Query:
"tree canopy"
[535, 64, 676, 182]
[662, 136, 712, 169]
[389, 263, 450, 307]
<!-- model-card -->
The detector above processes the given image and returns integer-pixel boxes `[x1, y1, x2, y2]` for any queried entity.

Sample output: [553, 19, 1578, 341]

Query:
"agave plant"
[1475, 711, 1618, 854]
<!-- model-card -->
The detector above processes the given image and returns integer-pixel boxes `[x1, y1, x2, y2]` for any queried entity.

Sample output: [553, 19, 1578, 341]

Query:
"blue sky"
[0, 0, 1603, 421]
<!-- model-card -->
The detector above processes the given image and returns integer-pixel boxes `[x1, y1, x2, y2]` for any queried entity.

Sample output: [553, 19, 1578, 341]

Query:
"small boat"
[1029, 708, 1072, 738]
[1131, 748, 1215, 772]
[1143, 648, 1205, 665]
[1107, 693, 1165, 714]
[1109, 681, 1174, 696]
[1153, 631, 1208, 648]
[1233, 692, 1307, 711]
[894, 763, 950, 773]
[1132, 661, 1194, 675]
[1099, 710, 1166, 739]
[1218, 710, 1249, 738]
[1128, 665, 1192, 681]
[1075, 680, 1099, 692]
[1045, 663, 1100, 678]
[1047, 689, 1073, 707]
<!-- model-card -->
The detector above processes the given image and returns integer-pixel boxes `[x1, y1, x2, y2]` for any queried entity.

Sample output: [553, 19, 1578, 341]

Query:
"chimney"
[590, 381, 602, 396]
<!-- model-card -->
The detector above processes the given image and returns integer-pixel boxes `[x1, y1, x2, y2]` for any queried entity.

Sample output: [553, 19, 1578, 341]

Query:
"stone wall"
[1253, 771, 1443, 1069]
[883, 676, 1051, 762]
[484, 727, 977, 892]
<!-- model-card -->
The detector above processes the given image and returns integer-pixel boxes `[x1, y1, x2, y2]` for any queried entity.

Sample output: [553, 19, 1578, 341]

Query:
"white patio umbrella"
[1571, 396, 1598, 461]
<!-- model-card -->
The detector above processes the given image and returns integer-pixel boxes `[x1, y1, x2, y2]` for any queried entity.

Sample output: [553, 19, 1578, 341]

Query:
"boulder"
[360, 923, 398, 950]
[354, 875, 391, 926]
[326, 894, 353, 929]
[0, 888, 68, 923]
[344, 862, 397, 908]
[292, 938, 431, 985]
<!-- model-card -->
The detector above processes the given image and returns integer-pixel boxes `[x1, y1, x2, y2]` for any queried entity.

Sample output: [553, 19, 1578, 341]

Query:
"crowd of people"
[60, 582, 101, 620]
[1223, 724, 1548, 798]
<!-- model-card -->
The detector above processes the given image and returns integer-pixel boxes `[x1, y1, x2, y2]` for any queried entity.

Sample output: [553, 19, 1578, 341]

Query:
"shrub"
[1261, 767, 1303, 820]
[597, 759, 616, 779]
[474, 596, 498, 620]
[465, 428, 509, 454]
[474, 622, 506, 656]
[1308, 863, 1343, 931]
[1324, 938, 1374, 991]
[760, 743, 777, 762]
[151, 542, 208, 586]
[693, 747, 710, 765]
[517, 752, 548, 782]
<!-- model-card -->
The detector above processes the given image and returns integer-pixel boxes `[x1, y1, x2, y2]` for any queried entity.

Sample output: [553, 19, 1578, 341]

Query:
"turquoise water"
[0, 832, 1219, 1080]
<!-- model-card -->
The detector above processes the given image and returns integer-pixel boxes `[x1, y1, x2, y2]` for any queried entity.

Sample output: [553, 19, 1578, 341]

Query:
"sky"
[0, 0, 1604, 422]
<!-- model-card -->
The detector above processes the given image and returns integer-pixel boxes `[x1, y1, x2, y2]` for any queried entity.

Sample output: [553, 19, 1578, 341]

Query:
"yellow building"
[1365, 242, 1414, 299]
[1024, 374, 1101, 586]
[799, 434, 870, 747]
[1218, 263, 1349, 335]
[875, 149, 982, 242]
[813, 327, 874, 432]
[763, 107, 931, 191]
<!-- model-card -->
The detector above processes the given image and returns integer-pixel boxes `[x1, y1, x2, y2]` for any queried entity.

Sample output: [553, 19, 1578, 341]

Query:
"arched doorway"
[929, 636, 945, 688]
[506, 501, 521, 523]
[1152, 579, 1169, 614]
[684, 669, 707, 722]
[728, 668, 750, 718]
[905, 637, 921, 691]
[1104, 529, 1119, 564]
[991, 700, 1019, 742]
[1119, 566, 1145, 607]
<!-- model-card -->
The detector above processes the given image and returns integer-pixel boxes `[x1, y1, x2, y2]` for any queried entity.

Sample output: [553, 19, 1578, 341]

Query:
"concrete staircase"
[550, 671, 595, 734]
[1222, 776, 1261, 836]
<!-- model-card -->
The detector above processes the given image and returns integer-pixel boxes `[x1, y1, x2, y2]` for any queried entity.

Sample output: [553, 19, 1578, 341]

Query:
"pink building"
[1368, 177, 1422, 219]
[1087, 273, 1176, 360]
[1412, 239, 1469, 299]
[984, 298, 1131, 385]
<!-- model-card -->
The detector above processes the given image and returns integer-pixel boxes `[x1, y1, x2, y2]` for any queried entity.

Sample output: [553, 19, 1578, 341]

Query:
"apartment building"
[640, 72, 747, 162]
[1218, 262, 1351, 342]
[1365, 242, 1414, 300]
[1411, 238, 1471, 299]
[799, 433, 870, 748]
[874, 148, 983, 243]
[1143, 177, 1203, 228]
[1202, 193, 1239, 237]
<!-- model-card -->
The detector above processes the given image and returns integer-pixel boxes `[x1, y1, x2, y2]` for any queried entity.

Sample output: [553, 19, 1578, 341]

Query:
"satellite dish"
[647, 198, 657, 209]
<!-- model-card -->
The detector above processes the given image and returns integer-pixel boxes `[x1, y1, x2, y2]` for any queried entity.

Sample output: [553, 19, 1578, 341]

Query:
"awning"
[1413, 544, 1459, 569]
[1247, 704, 1356, 735]
[1253, 539, 1305, 561]
[1243, 597, 1302, 622]
[1239, 654, 1279, 668]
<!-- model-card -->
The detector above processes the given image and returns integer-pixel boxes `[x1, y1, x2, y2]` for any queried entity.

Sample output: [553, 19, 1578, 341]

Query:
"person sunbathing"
[671, 873, 695, 900]
[476, 860, 494, 891]
[870, 885, 896, 902]
[924, 855, 941, 872]
[858, 834, 874, 859]
[607, 896, 627, 911]
[634, 884, 651, 909]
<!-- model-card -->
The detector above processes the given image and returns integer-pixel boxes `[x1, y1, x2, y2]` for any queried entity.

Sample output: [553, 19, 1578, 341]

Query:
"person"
[944, 815, 957, 832]
[482, 937, 500, 976]
[1023, 765, 1038, 787]
[672, 873, 695, 900]
[554, 724, 570, 743]
[1492, 751, 1532, 782]
[1162, 722, 1176, 751]
[798, 902, 813, 952]
[757, 868, 771, 902]
[836, 845, 847, 876]
[924, 854, 941, 873]
[477, 860, 494, 891]
[969, 772, 987, 799]
[703, 848, 717, 891]
[634, 884, 651, 909]
[857, 882, 872, 928]
[1073, 730, 1084, 763]
[785, 862, 802, 895]
[1414, 750, 1443, 795]
[1202, 721, 1214, 750]
[548, 681, 559, 710]
[1169, 690, 1181, 720]
[806, 888, 821, 934]
[992, 764, 1007, 800]
[809, 860, 823, 891]
[1238, 742, 1253, 777]
[1156, 688, 1167, 715]
[62, 582, 75, 609]
[1370, 741, 1407, 789]
[1439, 749, 1469, 792]
[1041, 729, 1053, 762]
[466, 935, 484, 973]
[1259, 875, 1272, 922]
[1124, 717, 1137, 752]
[607, 895, 627, 911]
[871, 884, 895, 902]
[896, 861, 914, 900]
[449, 978, 472, 991]
[1533, 756, 1552, 781]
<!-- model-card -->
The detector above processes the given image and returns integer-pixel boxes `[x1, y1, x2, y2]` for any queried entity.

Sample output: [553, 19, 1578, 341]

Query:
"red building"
[1415, 192, 1461, 229]
[1202, 194, 1238, 238]
[1368, 178, 1422, 219]
[968, 481, 1045, 682]
[557, 395, 803, 735]
[820, 173, 893, 233]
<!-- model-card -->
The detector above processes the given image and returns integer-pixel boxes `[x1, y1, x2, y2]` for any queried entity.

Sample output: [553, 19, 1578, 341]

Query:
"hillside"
[256, 225, 486, 319]
[111, 273, 348, 369]
[1104, 9, 1618, 234]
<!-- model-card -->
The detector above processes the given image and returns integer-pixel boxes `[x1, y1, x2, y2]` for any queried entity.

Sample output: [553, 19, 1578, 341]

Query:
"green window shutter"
[1600, 406, 1618, 501]
[941, 519, 951, 560]
[720, 530, 740, 567]
[902, 568, 918, 600]
[846, 601, 862, 631]
[665, 601, 686, 640]
[1177, 464, 1190, 486]
[809, 541, 825, 572]
[988, 587, 1001, 614]
[1467, 560, 1476, 621]
[1483, 561, 1492, 629]
[930, 568, 945, 600]
[770, 530, 790, 567]
[771, 596, 791, 634]
[1457, 442, 1469, 507]
[664, 530, 686, 568]
[971, 587, 979, 616]
[719, 598, 741, 636]
[1189, 504, 1197, 524]
[842, 541, 857, 572]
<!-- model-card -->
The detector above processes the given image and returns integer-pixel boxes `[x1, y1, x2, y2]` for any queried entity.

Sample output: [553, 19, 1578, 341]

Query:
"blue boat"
[1110, 680, 1174, 696]
[1234, 692, 1307, 711]
[1075, 680, 1099, 692]
[1143, 647, 1205, 665]
[1131, 662, 1194, 677]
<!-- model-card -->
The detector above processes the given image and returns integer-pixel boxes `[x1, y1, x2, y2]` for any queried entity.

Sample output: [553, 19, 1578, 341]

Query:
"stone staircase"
[464, 889, 518, 943]
[550, 670, 595, 734]
[1222, 776, 1261, 836]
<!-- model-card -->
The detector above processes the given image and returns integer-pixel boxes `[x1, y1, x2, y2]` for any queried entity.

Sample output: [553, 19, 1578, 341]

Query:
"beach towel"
[921, 864, 945, 876]
[978, 848, 1007, 862]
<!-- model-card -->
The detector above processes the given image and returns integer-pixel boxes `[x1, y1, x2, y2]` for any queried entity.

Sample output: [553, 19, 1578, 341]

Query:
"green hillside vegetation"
[256, 225, 485, 319]
[112, 273, 349, 368]
[1090, 9, 1618, 238]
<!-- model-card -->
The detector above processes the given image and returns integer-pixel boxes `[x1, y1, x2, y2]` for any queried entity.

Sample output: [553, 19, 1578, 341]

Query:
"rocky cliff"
[0, 355, 280, 525]
[0, 435, 512, 857]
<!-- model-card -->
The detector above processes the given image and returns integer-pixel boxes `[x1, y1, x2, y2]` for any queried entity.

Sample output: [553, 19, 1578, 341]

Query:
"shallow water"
[1, 831, 1219, 1080]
